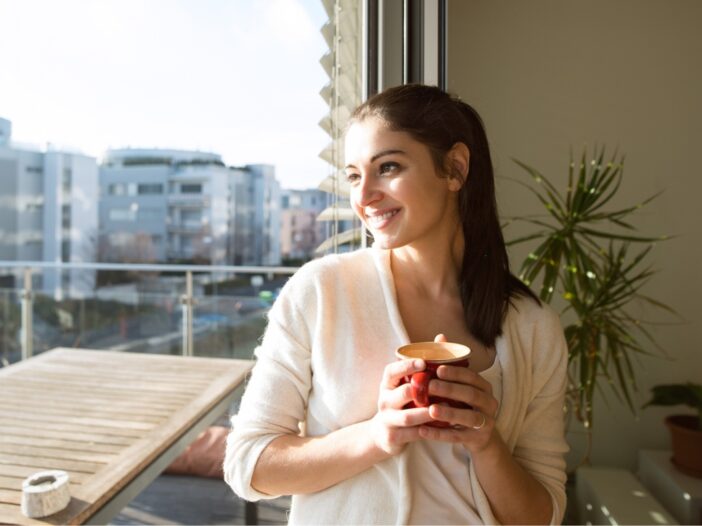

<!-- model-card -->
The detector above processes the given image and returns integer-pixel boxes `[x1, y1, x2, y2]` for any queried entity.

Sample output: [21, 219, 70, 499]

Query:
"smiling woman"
[344, 122, 462, 251]
[224, 84, 570, 525]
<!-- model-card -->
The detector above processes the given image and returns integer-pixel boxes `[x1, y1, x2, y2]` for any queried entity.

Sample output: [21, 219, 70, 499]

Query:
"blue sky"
[0, 0, 330, 190]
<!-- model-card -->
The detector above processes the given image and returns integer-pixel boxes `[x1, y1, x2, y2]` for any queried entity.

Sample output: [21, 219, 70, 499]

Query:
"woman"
[225, 84, 568, 525]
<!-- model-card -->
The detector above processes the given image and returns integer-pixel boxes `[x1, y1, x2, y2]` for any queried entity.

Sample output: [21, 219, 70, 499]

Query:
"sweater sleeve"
[512, 305, 569, 525]
[223, 273, 315, 502]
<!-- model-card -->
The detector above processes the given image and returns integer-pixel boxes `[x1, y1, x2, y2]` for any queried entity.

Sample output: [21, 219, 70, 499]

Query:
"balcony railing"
[167, 194, 210, 208]
[0, 260, 298, 366]
[167, 222, 207, 233]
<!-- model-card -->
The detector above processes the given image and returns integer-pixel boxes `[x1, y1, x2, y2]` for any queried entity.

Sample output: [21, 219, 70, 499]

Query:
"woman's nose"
[354, 176, 383, 207]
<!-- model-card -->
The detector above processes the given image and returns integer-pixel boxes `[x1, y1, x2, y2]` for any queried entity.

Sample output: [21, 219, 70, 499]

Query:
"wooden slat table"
[0, 348, 253, 525]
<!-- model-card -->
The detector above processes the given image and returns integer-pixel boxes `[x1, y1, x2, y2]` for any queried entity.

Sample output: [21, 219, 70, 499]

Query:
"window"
[24, 207, 43, 230]
[108, 183, 137, 196]
[181, 210, 202, 226]
[1, 1, 349, 266]
[24, 241, 42, 260]
[108, 183, 126, 196]
[26, 166, 43, 174]
[109, 207, 136, 221]
[181, 183, 202, 194]
[138, 183, 163, 195]
[61, 204, 71, 229]
[62, 168, 72, 194]
[61, 239, 70, 262]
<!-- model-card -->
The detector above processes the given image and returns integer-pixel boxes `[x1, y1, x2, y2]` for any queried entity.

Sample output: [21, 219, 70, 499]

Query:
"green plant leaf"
[511, 159, 567, 214]
[504, 174, 565, 222]
[507, 146, 676, 435]
[582, 156, 623, 216]
[637, 294, 678, 315]
[577, 227, 661, 243]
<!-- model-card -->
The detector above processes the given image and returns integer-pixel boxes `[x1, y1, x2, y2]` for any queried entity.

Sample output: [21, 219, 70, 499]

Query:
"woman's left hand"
[418, 334, 500, 454]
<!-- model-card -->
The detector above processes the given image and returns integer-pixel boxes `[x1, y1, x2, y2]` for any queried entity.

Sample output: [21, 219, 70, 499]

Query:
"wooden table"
[0, 348, 253, 525]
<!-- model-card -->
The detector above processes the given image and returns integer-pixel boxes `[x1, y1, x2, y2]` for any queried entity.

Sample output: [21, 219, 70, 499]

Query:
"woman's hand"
[419, 334, 500, 454]
[371, 358, 434, 456]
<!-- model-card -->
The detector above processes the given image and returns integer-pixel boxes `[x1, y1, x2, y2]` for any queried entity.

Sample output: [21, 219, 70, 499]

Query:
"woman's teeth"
[368, 209, 399, 226]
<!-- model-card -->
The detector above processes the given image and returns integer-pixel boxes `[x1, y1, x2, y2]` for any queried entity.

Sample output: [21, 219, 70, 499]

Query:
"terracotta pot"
[665, 415, 702, 478]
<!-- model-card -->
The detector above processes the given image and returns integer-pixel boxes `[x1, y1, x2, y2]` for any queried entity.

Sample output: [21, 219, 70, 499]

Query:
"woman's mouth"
[366, 208, 400, 229]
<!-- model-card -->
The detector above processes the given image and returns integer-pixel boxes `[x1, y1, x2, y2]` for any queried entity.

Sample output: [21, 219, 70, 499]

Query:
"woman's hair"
[349, 83, 538, 348]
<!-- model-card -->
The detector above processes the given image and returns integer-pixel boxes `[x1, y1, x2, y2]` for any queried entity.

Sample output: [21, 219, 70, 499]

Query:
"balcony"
[167, 222, 207, 234]
[167, 194, 211, 208]
[0, 260, 297, 524]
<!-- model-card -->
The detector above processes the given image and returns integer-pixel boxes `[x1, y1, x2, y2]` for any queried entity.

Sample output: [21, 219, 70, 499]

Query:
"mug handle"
[410, 372, 431, 407]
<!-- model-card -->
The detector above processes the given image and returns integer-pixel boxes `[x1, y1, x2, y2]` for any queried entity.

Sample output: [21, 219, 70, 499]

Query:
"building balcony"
[167, 194, 211, 208]
[0, 259, 297, 524]
[167, 222, 207, 234]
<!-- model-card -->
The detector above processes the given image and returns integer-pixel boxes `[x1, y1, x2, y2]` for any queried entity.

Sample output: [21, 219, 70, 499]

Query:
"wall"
[448, 0, 702, 470]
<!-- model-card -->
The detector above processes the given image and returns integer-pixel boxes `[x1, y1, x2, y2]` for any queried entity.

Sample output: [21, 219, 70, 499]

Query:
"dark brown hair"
[349, 83, 538, 347]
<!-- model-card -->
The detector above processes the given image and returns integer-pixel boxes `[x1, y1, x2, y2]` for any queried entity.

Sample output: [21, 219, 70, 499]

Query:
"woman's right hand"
[371, 358, 434, 456]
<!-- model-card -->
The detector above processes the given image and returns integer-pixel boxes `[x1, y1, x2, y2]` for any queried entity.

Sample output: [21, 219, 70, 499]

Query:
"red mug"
[396, 341, 471, 428]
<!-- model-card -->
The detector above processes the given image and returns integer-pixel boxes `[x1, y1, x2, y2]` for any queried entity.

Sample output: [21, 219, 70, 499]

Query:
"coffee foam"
[396, 342, 470, 362]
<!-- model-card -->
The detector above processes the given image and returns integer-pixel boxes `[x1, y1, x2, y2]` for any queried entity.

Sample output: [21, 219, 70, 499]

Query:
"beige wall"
[448, 0, 702, 470]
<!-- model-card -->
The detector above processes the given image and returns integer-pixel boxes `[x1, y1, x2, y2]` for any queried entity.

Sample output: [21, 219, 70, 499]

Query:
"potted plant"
[643, 382, 702, 478]
[504, 147, 675, 466]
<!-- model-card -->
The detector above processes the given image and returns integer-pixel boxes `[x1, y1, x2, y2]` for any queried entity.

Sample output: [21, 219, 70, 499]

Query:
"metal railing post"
[21, 268, 33, 361]
[181, 271, 194, 357]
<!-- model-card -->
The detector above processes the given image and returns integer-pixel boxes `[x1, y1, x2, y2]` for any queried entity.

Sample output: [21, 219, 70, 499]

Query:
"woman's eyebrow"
[345, 149, 406, 170]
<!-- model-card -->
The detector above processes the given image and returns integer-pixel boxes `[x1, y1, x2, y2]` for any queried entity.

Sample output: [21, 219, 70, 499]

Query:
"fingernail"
[413, 359, 423, 369]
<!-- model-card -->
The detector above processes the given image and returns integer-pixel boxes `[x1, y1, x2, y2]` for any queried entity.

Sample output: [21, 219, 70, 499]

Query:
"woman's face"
[344, 116, 461, 250]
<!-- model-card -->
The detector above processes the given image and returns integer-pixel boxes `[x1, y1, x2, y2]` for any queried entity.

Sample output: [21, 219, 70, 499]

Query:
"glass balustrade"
[0, 262, 297, 366]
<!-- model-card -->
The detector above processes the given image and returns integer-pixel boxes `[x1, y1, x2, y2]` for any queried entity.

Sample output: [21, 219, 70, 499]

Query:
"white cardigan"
[224, 248, 569, 525]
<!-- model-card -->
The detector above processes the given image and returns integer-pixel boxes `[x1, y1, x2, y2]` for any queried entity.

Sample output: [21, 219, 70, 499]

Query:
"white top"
[407, 361, 502, 525]
[224, 248, 569, 525]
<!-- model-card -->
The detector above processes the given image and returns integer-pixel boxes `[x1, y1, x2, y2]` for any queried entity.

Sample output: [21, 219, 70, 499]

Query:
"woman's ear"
[445, 142, 469, 192]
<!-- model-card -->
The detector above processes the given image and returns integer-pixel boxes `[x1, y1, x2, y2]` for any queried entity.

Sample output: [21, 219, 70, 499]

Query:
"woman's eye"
[346, 173, 361, 183]
[379, 162, 399, 175]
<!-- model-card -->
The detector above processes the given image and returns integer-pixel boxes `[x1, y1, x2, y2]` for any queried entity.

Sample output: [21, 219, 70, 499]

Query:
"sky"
[0, 0, 331, 190]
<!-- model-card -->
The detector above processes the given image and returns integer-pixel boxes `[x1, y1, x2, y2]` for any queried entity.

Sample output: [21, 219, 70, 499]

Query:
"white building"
[0, 117, 99, 297]
[99, 150, 281, 266]
[240, 164, 281, 267]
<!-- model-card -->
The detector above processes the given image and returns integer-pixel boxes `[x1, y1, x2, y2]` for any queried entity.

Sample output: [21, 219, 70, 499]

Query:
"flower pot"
[665, 415, 702, 478]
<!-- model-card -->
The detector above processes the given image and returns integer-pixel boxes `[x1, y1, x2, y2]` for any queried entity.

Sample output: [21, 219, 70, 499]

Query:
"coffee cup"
[396, 341, 471, 428]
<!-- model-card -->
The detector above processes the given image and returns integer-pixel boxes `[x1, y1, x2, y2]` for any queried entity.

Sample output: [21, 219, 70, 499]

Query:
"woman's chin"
[371, 234, 404, 250]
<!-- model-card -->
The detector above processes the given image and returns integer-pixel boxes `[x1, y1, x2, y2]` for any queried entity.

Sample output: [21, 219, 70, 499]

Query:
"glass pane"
[0, 1, 365, 369]
[194, 271, 290, 360]
[0, 0, 356, 267]
[0, 287, 20, 366]
[32, 268, 182, 356]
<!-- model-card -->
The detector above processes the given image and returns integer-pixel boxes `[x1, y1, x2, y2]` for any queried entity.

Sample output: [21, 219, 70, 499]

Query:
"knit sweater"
[224, 248, 569, 525]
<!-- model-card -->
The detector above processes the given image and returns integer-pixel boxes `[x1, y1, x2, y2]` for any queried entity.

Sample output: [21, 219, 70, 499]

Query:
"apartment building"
[0, 117, 98, 296]
[99, 149, 281, 266]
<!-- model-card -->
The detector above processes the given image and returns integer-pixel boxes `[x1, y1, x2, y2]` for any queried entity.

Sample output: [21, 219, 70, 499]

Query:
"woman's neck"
[390, 222, 464, 301]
